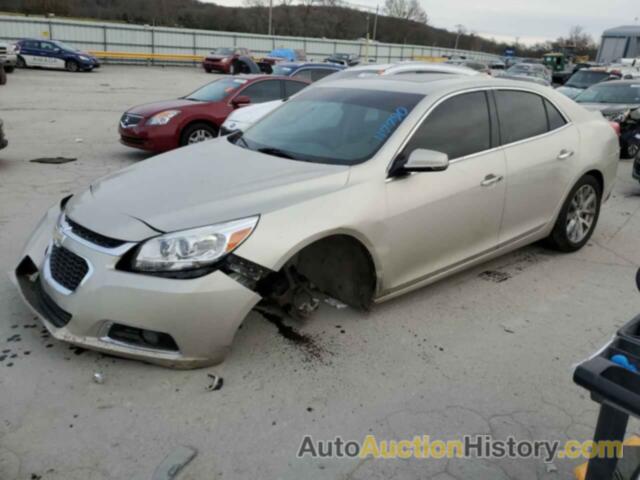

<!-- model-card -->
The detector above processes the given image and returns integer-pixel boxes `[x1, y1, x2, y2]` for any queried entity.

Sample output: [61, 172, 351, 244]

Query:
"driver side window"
[403, 91, 491, 161]
[240, 80, 282, 104]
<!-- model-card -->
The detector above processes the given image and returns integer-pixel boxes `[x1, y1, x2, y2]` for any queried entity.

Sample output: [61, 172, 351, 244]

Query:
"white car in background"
[0, 42, 17, 72]
[221, 61, 483, 134]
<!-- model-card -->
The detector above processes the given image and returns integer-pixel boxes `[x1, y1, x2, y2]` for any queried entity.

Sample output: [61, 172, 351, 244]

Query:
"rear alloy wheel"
[180, 123, 218, 146]
[546, 175, 601, 252]
[65, 60, 79, 72]
[627, 143, 640, 159]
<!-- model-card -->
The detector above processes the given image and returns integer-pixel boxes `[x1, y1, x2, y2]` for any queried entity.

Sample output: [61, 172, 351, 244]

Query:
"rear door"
[18, 40, 42, 67]
[384, 90, 507, 291]
[494, 89, 579, 243]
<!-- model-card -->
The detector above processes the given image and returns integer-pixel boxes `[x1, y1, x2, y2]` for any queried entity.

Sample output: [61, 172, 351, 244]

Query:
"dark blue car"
[270, 62, 345, 82]
[15, 38, 100, 72]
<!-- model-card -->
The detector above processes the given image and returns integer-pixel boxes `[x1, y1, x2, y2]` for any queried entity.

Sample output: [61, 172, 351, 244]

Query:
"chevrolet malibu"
[119, 75, 308, 152]
[13, 76, 619, 368]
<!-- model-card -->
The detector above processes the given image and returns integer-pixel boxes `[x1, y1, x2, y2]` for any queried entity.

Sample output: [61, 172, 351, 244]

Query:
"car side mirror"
[403, 149, 450, 172]
[232, 95, 251, 108]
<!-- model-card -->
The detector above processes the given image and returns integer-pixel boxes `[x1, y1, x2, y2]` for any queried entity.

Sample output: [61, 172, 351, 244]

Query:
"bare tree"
[383, 0, 427, 24]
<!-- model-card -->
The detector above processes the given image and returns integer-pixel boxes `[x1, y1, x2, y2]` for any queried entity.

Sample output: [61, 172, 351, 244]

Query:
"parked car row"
[14, 71, 621, 368]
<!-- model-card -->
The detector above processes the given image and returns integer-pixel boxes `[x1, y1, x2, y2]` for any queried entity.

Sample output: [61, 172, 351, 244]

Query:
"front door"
[384, 90, 507, 292]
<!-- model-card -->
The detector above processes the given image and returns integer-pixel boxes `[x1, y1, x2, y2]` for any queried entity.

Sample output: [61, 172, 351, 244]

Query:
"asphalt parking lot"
[1, 65, 640, 480]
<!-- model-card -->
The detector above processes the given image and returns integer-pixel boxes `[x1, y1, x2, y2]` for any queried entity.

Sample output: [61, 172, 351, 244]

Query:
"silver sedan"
[13, 75, 619, 367]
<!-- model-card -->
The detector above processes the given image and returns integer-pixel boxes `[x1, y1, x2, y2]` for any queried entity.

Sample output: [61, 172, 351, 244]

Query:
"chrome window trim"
[386, 86, 573, 174]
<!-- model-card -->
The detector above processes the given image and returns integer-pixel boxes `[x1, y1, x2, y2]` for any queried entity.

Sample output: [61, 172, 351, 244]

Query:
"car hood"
[65, 138, 350, 241]
[556, 85, 583, 99]
[126, 99, 202, 117]
[227, 100, 283, 123]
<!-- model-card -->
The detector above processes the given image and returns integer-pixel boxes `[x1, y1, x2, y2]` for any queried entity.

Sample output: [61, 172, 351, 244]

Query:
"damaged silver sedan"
[12, 75, 619, 368]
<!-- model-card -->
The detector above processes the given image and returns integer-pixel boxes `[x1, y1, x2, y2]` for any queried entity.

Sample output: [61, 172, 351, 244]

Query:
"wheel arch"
[267, 230, 382, 309]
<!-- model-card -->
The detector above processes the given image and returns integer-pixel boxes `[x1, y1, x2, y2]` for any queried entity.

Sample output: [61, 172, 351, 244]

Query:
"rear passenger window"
[284, 80, 306, 97]
[544, 99, 567, 131]
[403, 91, 491, 160]
[495, 91, 548, 144]
[240, 80, 282, 104]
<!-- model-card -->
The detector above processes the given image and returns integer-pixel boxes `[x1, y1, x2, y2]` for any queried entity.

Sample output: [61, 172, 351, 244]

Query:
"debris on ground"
[74, 138, 83, 143]
[324, 297, 347, 309]
[205, 374, 223, 392]
[151, 445, 198, 480]
[257, 309, 329, 363]
[92, 372, 105, 384]
[479, 270, 511, 283]
[545, 462, 558, 473]
[501, 326, 515, 334]
[30, 157, 77, 164]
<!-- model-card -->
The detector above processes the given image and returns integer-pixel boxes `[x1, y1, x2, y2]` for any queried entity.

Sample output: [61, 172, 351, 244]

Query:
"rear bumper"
[11, 205, 261, 368]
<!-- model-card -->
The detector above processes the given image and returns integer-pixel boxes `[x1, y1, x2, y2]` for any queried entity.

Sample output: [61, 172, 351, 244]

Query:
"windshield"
[185, 78, 248, 102]
[52, 40, 76, 52]
[272, 65, 294, 75]
[233, 87, 423, 165]
[565, 71, 611, 89]
[575, 83, 640, 104]
[213, 48, 233, 55]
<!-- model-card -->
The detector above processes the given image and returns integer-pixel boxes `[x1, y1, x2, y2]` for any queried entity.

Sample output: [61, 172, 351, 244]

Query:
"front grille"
[0, 47, 6, 55]
[120, 113, 143, 128]
[36, 281, 72, 327]
[49, 245, 89, 292]
[66, 217, 126, 249]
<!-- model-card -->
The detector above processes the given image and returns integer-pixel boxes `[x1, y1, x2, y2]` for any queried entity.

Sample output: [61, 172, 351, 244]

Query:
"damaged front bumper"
[10, 205, 262, 368]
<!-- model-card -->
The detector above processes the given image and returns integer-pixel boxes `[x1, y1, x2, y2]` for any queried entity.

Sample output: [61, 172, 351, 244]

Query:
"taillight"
[610, 121, 621, 137]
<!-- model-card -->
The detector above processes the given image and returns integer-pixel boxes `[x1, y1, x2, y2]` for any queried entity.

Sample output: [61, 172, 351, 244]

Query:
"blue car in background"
[14, 38, 100, 72]
[271, 61, 345, 82]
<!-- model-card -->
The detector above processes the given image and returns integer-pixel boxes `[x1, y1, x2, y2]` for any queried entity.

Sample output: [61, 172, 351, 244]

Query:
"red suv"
[202, 47, 252, 74]
[119, 75, 308, 153]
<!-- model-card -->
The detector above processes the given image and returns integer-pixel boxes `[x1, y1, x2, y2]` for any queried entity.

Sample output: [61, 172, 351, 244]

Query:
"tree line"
[0, 0, 599, 58]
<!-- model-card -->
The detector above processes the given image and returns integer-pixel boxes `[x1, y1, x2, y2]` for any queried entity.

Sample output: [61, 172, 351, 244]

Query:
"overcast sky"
[204, 0, 640, 45]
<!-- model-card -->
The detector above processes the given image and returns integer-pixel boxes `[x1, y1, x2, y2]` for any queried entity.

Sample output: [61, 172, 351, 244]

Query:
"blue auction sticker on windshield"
[374, 107, 409, 142]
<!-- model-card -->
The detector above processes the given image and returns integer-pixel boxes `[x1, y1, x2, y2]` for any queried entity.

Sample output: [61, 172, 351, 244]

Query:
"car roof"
[590, 79, 640, 86]
[316, 74, 554, 96]
[234, 74, 302, 81]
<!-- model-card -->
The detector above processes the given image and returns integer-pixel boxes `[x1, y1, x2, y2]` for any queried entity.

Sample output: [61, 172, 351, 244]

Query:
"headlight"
[221, 57, 230, 63]
[132, 216, 259, 272]
[147, 110, 181, 126]
[78, 55, 90, 61]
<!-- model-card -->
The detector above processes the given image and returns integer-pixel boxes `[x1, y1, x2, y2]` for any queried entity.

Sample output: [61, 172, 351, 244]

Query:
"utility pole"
[372, 5, 379, 42]
[268, 0, 273, 35]
[454, 24, 465, 50]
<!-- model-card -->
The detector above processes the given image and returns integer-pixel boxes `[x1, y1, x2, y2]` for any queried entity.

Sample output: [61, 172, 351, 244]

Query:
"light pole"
[454, 24, 465, 50]
[268, 0, 273, 35]
[372, 5, 379, 42]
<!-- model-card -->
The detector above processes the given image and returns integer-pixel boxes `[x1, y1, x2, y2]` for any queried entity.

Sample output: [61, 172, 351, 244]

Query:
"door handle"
[481, 174, 503, 187]
[557, 149, 574, 160]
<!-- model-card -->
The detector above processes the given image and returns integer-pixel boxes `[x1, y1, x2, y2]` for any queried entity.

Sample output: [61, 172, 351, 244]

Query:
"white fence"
[0, 14, 501, 65]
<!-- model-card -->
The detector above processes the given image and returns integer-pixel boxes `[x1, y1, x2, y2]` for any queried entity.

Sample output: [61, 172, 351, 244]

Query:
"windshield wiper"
[257, 147, 297, 159]
[233, 133, 249, 149]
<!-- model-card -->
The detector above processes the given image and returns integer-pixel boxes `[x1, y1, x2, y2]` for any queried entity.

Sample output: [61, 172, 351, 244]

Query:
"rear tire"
[65, 60, 79, 72]
[4, 65, 14, 73]
[545, 174, 601, 252]
[0, 68, 6, 85]
[180, 122, 218, 146]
